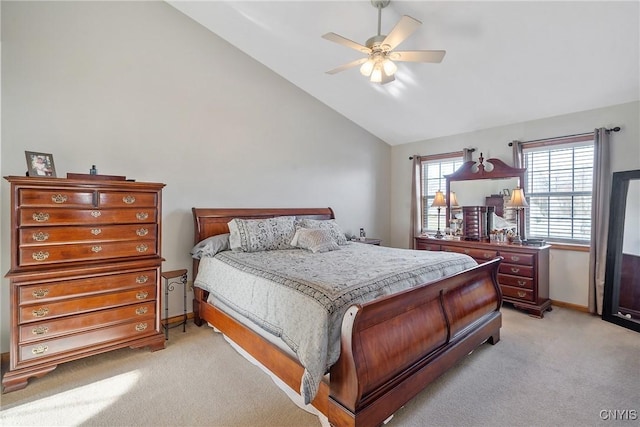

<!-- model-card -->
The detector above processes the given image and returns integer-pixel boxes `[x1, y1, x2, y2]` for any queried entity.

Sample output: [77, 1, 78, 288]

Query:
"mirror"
[445, 154, 526, 239]
[603, 169, 640, 333]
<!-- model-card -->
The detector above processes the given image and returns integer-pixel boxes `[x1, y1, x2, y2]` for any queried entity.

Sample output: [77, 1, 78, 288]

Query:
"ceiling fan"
[322, 0, 446, 84]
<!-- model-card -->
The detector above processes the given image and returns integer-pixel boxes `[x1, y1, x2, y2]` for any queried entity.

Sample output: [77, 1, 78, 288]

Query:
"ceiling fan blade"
[322, 32, 371, 54]
[382, 15, 422, 51]
[392, 50, 446, 63]
[326, 57, 368, 75]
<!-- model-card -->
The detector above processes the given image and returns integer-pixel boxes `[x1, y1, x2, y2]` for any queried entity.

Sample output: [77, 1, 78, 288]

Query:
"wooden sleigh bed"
[191, 207, 503, 427]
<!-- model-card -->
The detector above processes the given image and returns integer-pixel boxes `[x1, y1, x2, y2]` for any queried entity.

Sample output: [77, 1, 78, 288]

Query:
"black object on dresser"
[415, 236, 551, 318]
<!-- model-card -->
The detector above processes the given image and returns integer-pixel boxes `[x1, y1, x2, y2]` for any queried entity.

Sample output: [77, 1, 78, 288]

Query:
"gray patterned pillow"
[296, 219, 348, 246]
[292, 228, 340, 253]
[228, 216, 296, 252]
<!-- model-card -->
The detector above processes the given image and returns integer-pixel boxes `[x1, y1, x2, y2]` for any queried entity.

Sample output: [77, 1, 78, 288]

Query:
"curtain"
[588, 128, 611, 315]
[410, 155, 422, 248]
[511, 140, 524, 168]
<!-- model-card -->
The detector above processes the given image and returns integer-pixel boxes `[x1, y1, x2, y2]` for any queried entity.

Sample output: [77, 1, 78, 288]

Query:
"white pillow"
[296, 219, 348, 246]
[228, 216, 296, 252]
[291, 228, 340, 253]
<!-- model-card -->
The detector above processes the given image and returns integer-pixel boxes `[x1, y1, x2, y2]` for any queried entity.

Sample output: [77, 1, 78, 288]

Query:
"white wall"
[391, 101, 640, 308]
[0, 1, 390, 352]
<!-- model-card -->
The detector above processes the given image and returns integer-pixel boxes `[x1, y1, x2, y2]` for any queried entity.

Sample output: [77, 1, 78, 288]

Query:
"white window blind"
[420, 155, 464, 233]
[523, 136, 594, 243]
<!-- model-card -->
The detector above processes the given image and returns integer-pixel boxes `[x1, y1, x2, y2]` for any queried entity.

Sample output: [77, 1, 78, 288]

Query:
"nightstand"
[353, 238, 381, 246]
[161, 269, 188, 340]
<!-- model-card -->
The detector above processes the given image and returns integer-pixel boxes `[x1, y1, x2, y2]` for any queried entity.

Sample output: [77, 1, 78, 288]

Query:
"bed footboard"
[328, 258, 502, 427]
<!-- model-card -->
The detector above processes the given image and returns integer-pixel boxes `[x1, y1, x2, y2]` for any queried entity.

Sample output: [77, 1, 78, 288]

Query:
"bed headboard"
[191, 207, 335, 281]
[191, 207, 335, 245]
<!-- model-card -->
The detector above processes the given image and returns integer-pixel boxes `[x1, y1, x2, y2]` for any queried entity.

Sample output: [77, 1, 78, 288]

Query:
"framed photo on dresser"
[25, 151, 56, 177]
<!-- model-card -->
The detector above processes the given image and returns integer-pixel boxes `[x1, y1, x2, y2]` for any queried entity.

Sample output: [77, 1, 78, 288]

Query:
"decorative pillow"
[296, 219, 348, 246]
[291, 228, 340, 253]
[228, 216, 296, 252]
[190, 234, 230, 259]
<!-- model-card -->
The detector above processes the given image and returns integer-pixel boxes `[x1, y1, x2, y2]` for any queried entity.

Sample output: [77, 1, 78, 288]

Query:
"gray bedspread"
[195, 243, 476, 404]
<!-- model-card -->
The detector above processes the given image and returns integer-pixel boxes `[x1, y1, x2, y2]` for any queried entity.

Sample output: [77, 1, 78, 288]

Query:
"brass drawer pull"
[511, 255, 521, 262]
[135, 323, 148, 332]
[32, 251, 50, 261]
[518, 280, 527, 286]
[136, 244, 148, 253]
[136, 291, 149, 300]
[464, 249, 470, 254]
[90, 211, 102, 218]
[517, 291, 526, 298]
[32, 326, 49, 335]
[136, 228, 149, 237]
[123, 195, 136, 204]
[136, 212, 149, 221]
[511, 267, 520, 273]
[91, 246, 103, 253]
[32, 307, 50, 318]
[136, 275, 149, 284]
[136, 307, 148, 315]
[32, 231, 49, 242]
[51, 194, 67, 204]
[31, 345, 49, 355]
[483, 252, 492, 258]
[90, 228, 102, 235]
[32, 288, 50, 298]
[33, 212, 50, 222]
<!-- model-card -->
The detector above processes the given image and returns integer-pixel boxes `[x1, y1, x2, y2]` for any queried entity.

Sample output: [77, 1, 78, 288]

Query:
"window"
[523, 135, 595, 243]
[420, 154, 464, 233]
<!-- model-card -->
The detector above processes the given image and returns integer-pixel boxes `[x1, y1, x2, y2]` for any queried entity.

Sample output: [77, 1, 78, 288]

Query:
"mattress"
[195, 242, 476, 403]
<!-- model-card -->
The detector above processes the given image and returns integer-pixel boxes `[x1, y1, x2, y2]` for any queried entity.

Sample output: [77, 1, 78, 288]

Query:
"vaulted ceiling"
[168, 1, 640, 146]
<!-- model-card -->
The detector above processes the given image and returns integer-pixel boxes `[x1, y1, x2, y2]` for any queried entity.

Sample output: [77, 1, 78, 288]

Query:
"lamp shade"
[431, 190, 447, 208]
[449, 192, 459, 207]
[508, 187, 529, 208]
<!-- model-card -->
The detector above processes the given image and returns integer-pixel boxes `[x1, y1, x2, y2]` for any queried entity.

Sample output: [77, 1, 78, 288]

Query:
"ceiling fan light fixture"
[360, 59, 375, 76]
[382, 58, 397, 76]
[370, 63, 383, 83]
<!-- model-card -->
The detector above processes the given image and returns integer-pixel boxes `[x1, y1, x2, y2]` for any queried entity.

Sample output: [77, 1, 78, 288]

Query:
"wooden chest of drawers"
[3, 176, 166, 393]
[415, 236, 551, 318]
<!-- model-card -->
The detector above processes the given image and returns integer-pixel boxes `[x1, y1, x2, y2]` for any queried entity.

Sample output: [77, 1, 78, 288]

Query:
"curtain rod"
[508, 127, 621, 146]
[409, 148, 475, 160]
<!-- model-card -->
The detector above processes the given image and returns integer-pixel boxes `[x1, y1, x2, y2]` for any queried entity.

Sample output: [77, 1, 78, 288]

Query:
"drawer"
[18, 318, 157, 363]
[20, 224, 157, 245]
[19, 302, 156, 343]
[499, 263, 534, 278]
[99, 191, 157, 208]
[415, 241, 440, 251]
[499, 251, 534, 266]
[498, 274, 533, 289]
[501, 285, 534, 302]
[19, 208, 157, 226]
[19, 284, 157, 323]
[19, 239, 157, 266]
[19, 189, 94, 207]
[442, 245, 498, 261]
[19, 270, 157, 304]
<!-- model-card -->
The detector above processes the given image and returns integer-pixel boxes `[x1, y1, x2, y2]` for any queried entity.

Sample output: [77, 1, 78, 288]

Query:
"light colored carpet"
[1, 306, 638, 427]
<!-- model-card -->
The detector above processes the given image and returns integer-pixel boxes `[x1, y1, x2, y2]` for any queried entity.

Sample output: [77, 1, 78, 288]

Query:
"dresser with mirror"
[415, 154, 552, 318]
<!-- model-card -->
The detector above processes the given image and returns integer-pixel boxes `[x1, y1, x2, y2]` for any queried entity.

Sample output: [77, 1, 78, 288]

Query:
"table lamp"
[508, 187, 528, 244]
[431, 190, 447, 239]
